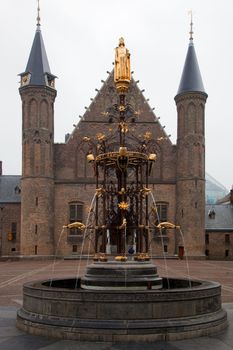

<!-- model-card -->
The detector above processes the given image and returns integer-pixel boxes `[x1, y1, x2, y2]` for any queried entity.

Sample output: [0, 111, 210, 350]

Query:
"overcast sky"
[0, 0, 232, 190]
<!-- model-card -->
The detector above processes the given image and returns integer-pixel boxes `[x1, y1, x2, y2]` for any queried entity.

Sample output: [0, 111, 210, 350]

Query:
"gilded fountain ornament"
[114, 37, 131, 93]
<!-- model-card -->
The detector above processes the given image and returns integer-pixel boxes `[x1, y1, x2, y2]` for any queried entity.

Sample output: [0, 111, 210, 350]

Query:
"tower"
[19, 7, 57, 256]
[175, 18, 208, 257]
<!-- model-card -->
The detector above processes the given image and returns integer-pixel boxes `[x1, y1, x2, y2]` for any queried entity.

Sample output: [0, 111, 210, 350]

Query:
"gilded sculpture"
[114, 37, 131, 92]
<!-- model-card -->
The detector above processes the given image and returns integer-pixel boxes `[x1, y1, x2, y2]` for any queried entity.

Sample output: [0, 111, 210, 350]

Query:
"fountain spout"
[63, 222, 86, 230]
[140, 187, 151, 196]
[156, 222, 180, 229]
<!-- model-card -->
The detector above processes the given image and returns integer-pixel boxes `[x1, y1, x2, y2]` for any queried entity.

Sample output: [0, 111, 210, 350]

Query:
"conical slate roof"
[177, 40, 205, 95]
[22, 25, 52, 86]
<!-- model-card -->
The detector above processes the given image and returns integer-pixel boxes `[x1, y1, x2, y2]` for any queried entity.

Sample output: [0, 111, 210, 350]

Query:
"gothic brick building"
[0, 19, 209, 259]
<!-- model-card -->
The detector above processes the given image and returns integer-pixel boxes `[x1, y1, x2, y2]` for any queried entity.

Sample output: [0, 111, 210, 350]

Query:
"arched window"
[40, 100, 49, 129]
[156, 202, 168, 222]
[28, 99, 38, 128]
[178, 105, 185, 138]
[186, 102, 196, 134]
[154, 202, 169, 235]
[69, 202, 84, 235]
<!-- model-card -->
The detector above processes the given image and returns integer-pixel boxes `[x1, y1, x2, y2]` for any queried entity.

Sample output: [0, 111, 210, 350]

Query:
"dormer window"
[208, 208, 215, 219]
[14, 185, 21, 194]
[45, 73, 56, 89]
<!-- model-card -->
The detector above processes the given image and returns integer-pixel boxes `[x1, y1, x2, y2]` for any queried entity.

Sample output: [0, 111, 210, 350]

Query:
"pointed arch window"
[40, 100, 49, 129]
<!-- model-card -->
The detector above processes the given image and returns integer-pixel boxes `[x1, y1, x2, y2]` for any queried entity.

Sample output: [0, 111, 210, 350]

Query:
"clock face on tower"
[21, 74, 30, 86]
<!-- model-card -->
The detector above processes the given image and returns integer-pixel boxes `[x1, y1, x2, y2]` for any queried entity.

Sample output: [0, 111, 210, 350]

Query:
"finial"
[188, 10, 193, 40]
[37, 0, 41, 27]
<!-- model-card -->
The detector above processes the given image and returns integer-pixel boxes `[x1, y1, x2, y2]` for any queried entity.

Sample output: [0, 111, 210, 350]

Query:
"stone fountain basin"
[17, 276, 228, 342]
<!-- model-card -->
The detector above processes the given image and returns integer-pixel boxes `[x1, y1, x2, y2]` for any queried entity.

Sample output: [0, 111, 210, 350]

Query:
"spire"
[176, 15, 206, 96]
[19, 1, 56, 88]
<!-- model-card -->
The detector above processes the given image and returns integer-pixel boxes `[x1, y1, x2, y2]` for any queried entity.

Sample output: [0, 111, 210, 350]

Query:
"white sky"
[0, 0, 232, 190]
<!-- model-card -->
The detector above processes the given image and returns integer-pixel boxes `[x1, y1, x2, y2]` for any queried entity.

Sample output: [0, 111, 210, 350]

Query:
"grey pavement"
[0, 304, 233, 350]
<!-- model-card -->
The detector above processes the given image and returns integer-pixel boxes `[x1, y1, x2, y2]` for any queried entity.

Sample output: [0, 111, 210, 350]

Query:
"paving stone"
[0, 309, 18, 318]
[111, 342, 180, 350]
[39, 340, 112, 350]
[169, 337, 233, 350]
[0, 326, 23, 337]
[0, 337, 11, 344]
[0, 335, 55, 350]
[0, 318, 17, 327]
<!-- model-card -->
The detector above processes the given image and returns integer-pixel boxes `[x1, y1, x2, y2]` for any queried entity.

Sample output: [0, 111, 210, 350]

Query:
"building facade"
[0, 19, 211, 259]
[205, 190, 233, 259]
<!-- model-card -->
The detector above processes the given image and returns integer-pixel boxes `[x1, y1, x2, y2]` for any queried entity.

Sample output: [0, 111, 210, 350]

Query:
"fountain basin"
[17, 276, 227, 342]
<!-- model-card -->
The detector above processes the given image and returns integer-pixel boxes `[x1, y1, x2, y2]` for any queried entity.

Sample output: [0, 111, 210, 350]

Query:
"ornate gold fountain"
[82, 38, 160, 257]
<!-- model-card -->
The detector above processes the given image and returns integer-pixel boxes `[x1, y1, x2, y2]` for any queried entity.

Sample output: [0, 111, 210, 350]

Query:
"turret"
[175, 17, 208, 258]
[19, 4, 57, 256]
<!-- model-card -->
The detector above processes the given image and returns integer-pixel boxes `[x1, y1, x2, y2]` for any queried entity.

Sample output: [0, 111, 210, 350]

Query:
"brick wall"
[0, 203, 21, 256]
[205, 231, 233, 260]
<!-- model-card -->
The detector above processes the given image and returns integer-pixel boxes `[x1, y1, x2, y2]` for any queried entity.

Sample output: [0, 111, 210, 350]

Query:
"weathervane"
[37, 0, 41, 27]
[188, 10, 193, 40]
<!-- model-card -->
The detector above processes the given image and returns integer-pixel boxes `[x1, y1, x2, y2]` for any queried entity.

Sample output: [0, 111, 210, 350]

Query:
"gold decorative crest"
[118, 201, 129, 210]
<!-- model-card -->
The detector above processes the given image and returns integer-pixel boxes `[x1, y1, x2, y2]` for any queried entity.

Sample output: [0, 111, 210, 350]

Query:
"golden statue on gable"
[114, 37, 131, 93]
